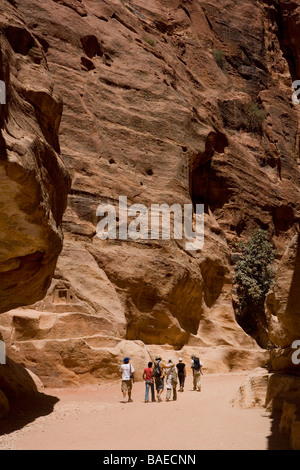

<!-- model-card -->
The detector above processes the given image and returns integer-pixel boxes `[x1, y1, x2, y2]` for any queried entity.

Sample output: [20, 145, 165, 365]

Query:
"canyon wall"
[0, 0, 299, 414]
[0, 0, 70, 414]
[0, 0, 70, 314]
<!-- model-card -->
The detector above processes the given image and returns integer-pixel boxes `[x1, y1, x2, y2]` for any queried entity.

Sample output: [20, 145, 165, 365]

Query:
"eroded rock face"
[0, 390, 9, 419]
[0, 1, 70, 313]
[263, 233, 300, 449]
[233, 367, 269, 409]
[0, 1, 70, 415]
[267, 234, 300, 365]
[0, 0, 299, 387]
[265, 372, 300, 449]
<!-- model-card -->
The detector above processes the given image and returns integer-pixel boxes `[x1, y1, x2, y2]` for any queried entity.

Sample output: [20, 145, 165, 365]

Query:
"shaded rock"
[279, 401, 298, 435]
[0, 0, 70, 412]
[265, 372, 300, 450]
[291, 420, 300, 451]
[0, 1, 70, 314]
[270, 234, 300, 338]
[0, 389, 9, 419]
[265, 234, 300, 371]
[278, 0, 300, 79]
[0, 357, 42, 398]
[266, 372, 300, 413]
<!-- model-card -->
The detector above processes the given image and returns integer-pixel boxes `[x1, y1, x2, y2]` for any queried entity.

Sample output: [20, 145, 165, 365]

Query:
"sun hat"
[155, 356, 161, 360]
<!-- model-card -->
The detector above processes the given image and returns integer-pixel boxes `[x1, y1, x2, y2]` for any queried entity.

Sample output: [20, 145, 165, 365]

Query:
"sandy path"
[0, 373, 288, 450]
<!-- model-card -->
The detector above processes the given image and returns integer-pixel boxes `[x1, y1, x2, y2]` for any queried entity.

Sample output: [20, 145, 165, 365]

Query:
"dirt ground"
[0, 372, 290, 450]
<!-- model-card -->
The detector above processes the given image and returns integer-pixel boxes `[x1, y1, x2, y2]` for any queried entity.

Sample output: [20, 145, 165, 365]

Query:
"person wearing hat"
[176, 357, 186, 392]
[120, 357, 135, 403]
[152, 356, 165, 402]
[165, 359, 177, 401]
[191, 354, 203, 391]
[152, 356, 174, 402]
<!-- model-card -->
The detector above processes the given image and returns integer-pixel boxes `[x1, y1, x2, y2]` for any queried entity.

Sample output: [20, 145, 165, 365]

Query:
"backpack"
[171, 367, 178, 385]
[193, 357, 201, 371]
[153, 361, 161, 378]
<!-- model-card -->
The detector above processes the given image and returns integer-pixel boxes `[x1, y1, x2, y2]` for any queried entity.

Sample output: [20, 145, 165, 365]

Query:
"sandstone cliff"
[0, 0, 299, 419]
[0, 0, 70, 410]
[0, 0, 70, 313]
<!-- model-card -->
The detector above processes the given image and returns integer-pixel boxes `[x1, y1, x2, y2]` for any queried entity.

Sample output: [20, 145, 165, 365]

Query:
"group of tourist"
[119, 355, 203, 403]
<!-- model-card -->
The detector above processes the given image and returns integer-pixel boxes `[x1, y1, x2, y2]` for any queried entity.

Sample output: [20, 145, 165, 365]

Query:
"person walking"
[165, 359, 177, 401]
[191, 354, 203, 391]
[152, 356, 174, 402]
[143, 361, 156, 403]
[153, 356, 165, 402]
[176, 358, 186, 392]
[120, 357, 135, 403]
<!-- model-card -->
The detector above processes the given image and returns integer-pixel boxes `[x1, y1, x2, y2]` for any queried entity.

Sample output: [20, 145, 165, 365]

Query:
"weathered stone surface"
[265, 372, 300, 450]
[278, 0, 300, 80]
[0, 309, 268, 386]
[268, 234, 300, 340]
[267, 312, 297, 349]
[278, 400, 300, 449]
[0, 0, 70, 411]
[264, 233, 300, 377]
[233, 367, 269, 409]
[291, 420, 300, 450]
[6, 335, 153, 387]
[0, 357, 43, 398]
[0, 0, 299, 388]
[266, 372, 300, 413]
[279, 401, 298, 435]
[0, 1, 70, 314]
[0, 389, 9, 419]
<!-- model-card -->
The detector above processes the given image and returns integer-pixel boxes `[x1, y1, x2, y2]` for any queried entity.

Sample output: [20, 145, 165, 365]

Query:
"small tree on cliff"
[234, 229, 276, 346]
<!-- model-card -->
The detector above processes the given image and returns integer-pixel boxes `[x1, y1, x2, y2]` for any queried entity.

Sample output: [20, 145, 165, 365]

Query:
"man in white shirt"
[120, 357, 135, 403]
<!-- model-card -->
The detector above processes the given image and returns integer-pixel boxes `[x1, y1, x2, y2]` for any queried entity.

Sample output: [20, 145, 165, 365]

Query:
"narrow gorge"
[0, 0, 299, 450]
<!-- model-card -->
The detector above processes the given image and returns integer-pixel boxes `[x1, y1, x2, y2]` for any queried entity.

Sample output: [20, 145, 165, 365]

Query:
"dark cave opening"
[189, 130, 230, 213]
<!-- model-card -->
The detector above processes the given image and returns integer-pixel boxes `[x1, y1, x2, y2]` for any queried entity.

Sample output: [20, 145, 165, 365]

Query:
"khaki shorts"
[121, 380, 132, 392]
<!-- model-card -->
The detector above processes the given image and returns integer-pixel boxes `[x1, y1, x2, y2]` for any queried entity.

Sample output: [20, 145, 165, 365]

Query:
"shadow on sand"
[0, 392, 59, 436]
[267, 411, 290, 450]
[0, 354, 59, 437]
